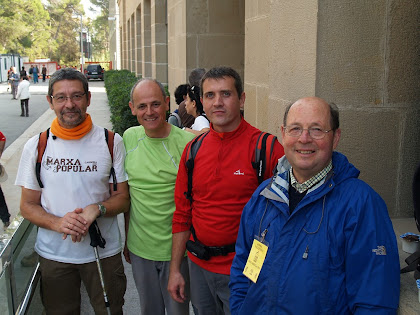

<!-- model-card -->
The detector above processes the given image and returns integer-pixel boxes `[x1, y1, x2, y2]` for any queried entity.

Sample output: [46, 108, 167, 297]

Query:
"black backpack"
[183, 131, 277, 203]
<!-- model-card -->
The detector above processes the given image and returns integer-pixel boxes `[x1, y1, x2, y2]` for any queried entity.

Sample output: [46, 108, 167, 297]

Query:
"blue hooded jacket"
[230, 152, 400, 314]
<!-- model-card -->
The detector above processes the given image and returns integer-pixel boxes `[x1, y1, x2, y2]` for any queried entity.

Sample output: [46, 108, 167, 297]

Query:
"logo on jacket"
[234, 169, 244, 176]
[372, 245, 387, 255]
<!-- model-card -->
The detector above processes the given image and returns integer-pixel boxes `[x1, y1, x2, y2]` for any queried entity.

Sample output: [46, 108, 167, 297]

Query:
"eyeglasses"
[285, 126, 333, 139]
[50, 93, 86, 104]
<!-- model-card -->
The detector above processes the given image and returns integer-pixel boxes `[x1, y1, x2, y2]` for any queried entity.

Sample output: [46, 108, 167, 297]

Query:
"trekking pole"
[89, 220, 112, 315]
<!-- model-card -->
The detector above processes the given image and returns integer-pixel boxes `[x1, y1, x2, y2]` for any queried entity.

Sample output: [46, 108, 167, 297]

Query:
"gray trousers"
[130, 251, 190, 315]
[188, 259, 231, 315]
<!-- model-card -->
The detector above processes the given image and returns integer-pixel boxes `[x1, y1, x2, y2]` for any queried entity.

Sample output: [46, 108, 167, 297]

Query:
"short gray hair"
[48, 68, 89, 98]
[188, 68, 206, 87]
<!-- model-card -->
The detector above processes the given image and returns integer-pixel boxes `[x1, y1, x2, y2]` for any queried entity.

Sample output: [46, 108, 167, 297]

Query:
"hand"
[70, 203, 101, 242]
[79, 203, 101, 227]
[123, 243, 131, 264]
[60, 208, 87, 241]
[167, 270, 187, 303]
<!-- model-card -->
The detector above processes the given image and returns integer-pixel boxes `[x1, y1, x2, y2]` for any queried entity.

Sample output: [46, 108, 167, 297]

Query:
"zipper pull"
[261, 229, 268, 242]
[302, 245, 309, 259]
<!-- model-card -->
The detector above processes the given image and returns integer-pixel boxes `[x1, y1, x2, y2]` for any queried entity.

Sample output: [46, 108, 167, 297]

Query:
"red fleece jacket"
[173, 119, 284, 274]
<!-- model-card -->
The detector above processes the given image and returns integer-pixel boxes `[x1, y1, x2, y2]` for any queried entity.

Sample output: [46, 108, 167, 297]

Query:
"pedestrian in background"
[16, 76, 31, 117]
[9, 67, 20, 100]
[179, 68, 206, 129]
[0, 131, 11, 230]
[32, 65, 39, 84]
[42, 65, 47, 82]
[7, 67, 14, 92]
[168, 84, 189, 128]
[183, 85, 210, 135]
[20, 66, 27, 78]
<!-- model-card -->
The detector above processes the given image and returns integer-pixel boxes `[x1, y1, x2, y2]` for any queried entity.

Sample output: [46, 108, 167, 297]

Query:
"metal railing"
[0, 216, 43, 314]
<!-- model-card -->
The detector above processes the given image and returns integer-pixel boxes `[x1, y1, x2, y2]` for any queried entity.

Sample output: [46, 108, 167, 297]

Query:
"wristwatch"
[97, 202, 106, 217]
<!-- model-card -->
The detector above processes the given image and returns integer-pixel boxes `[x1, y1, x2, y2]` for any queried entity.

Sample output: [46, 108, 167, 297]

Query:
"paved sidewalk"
[0, 81, 418, 313]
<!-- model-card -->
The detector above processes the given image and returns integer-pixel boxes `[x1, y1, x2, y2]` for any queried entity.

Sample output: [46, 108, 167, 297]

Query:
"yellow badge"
[242, 239, 268, 283]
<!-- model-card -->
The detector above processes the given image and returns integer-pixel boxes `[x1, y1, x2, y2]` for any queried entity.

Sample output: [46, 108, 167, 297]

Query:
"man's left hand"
[69, 204, 100, 242]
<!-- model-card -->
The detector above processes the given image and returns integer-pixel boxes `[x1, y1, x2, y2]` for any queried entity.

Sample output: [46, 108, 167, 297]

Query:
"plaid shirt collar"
[290, 160, 332, 193]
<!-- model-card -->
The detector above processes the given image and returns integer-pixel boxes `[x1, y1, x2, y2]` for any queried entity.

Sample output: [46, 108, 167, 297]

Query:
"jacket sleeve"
[172, 143, 193, 233]
[344, 182, 400, 314]
[229, 192, 260, 314]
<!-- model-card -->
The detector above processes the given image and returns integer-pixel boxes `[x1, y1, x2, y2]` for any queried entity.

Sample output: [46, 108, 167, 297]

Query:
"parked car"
[85, 64, 104, 81]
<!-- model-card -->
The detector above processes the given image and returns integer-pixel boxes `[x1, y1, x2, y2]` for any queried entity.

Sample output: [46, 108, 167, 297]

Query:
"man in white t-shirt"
[15, 68, 130, 314]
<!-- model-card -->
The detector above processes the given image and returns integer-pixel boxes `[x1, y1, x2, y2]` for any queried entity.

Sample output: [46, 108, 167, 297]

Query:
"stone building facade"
[114, 0, 420, 218]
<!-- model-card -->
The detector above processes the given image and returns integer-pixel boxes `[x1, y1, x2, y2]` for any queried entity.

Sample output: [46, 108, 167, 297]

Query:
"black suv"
[85, 64, 104, 81]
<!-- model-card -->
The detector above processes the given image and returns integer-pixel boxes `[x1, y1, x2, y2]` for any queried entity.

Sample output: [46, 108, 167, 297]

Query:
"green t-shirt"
[123, 125, 195, 261]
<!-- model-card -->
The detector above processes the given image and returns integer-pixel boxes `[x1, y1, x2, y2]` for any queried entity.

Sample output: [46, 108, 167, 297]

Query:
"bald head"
[283, 97, 339, 131]
[129, 78, 170, 138]
[130, 78, 167, 103]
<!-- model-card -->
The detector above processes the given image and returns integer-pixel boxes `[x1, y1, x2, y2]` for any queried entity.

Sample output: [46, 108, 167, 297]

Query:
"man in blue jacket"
[229, 97, 400, 314]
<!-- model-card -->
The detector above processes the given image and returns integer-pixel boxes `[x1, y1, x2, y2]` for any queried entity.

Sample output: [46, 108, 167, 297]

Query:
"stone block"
[245, 16, 269, 85]
[244, 83, 257, 125]
[208, 0, 244, 34]
[245, 0, 259, 20]
[186, 0, 208, 34]
[152, 22, 168, 44]
[338, 108, 400, 216]
[196, 35, 244, 72]
[316, 1, 385, 106]
[152, 43, 168, 63]
[269, 0, 317, 101]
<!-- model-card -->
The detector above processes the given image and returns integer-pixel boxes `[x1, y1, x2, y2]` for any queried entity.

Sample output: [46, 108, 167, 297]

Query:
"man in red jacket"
[168, 66, 284, 314]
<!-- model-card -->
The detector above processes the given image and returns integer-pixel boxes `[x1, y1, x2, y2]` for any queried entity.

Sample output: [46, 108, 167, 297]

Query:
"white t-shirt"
[191, 115, 210, 131]
[15, 124, 128, 264]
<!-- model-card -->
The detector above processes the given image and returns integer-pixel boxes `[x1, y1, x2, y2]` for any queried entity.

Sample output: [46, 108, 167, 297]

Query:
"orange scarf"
[50, 114, 93, 140]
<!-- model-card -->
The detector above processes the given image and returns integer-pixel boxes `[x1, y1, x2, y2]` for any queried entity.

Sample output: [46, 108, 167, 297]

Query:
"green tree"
[89, 0, 110, 62]
[46, 0, 84, 66]
[0, 0, 51, 60]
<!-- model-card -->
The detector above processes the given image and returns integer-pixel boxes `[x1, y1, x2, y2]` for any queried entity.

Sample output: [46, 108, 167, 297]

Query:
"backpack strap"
[400, 250, 420, 274]
[36, 128, 50, 188]
[36, 128, 117, 191]
[104, 128, 117, 192]
[184, 131, 210, 203]
[252, 132, 278, 184]
[170, 112, 182, 127]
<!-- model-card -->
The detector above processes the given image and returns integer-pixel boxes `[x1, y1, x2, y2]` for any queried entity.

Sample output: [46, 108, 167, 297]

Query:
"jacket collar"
[261, 152, 356, 204]
[209, 117, 249, 140]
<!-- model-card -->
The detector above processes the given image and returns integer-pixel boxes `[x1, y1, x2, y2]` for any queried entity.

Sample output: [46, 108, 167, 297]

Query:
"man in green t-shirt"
[123, 79, 195, 315]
